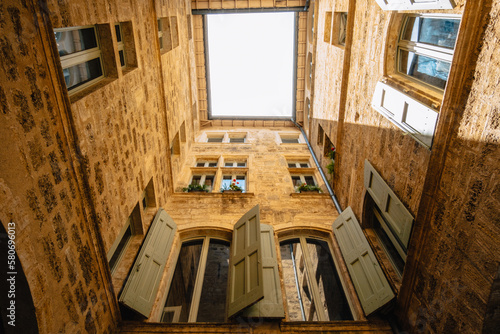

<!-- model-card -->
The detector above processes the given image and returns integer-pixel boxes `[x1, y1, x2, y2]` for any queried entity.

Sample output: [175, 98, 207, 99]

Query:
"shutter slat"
[364, 160, 414, 248]
[119, 208, 177, 317]
[240, 224, 285, 318]
[333, 207, 394, 315]
[227, 205, 264, 318]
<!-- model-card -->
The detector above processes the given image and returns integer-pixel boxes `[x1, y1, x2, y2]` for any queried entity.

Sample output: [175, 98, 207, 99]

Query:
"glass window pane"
[292, 176, 302, 187]
[204, 175, 214, 191]
[236, 162, 246, 167]
[304, 176, 315, 185]
[230, 137, 245, 143]
[162, 240, 203, 323]
[225, 162, 233, 167]
[197, 240, 230, 322]
[65, 58, 103, 91]
[208, 162, 217, 167]
[191, 175, 201, 185]
[399, 50, 450, 89]
[207, 137, 223, 142]
[300, 163, 309, 168]
[280, 241, 316, 321]
[402, 17, 460, 49]
[305, 239, 353, 320]
[196, 162, 205, 167]
[119, 50, 125, 67]
[288, 163, 296, 168]
[235, 176, 246, 192]
[282, 138, 299, 144]
[55, 27, 98, 56]
[115, 24, 122, 42]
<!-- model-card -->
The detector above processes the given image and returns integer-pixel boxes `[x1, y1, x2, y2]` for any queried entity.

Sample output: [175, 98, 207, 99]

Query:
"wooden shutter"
[119, 208, 177, 317]
[240, 224, 285, 318]
[373, 0, 456, 10]
[227, 205, 264, 318]
[332, 207, 394, 315]
[371, 82, 438, 148]
[364, 160, 414, 248]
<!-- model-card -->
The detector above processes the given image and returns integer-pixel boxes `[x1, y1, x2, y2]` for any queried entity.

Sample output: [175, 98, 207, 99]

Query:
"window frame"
[115, 23, 126, 68]
[291, 174, 317, 188]
[195, 160, 218, 168]
[54, 25, 105, 95]
[224, 161, 247, 168]
[190, 174, 216, 192]
[221, 174, 247, 192]
[396, 13, 461, 91]
[279, 235, 358, 321]
[161, 236, 231, 323]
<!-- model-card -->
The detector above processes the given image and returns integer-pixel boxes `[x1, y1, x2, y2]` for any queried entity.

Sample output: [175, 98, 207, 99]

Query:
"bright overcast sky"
[207, 12, 295, 118]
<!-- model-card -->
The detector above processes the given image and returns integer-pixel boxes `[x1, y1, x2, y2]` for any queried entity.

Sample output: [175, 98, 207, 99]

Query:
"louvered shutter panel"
[364, 160, 414, 248]
[373, 0, 455, 10]
[240, 224, 285, 318]
[119, 208, 177, 317]
[227, 205, 264, 318]
[332, 207, 394, 315]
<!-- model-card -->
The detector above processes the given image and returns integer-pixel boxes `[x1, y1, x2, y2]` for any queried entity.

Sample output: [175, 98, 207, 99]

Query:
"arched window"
[279, 236, 353, 321]
[396, 14, 460, 90]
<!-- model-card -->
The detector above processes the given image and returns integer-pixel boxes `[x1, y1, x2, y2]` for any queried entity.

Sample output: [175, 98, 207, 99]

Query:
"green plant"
[182, 184, 208, 192]
[221, 179, 243, 192]
[326, 160, 335, 175]
[297, 183, 321, 193]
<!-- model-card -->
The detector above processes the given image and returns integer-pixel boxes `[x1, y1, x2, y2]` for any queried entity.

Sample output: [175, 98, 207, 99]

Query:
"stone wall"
[0, 0, 118, 332]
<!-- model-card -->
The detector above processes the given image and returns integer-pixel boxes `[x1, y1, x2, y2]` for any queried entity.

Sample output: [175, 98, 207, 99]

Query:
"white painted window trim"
[374, 0, 456, 11]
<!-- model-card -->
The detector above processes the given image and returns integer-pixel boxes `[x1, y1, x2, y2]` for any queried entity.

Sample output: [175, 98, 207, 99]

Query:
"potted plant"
[221, 179, 243, 193]
[297, 183, 322, 193]
[182, 184, 209, 193]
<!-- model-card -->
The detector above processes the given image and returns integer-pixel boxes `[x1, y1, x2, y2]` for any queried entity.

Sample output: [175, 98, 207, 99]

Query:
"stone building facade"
[0, 0, 498, 333]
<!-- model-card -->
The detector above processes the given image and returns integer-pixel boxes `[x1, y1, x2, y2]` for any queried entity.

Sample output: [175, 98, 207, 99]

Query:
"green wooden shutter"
[332, 207, 394, 315]
[364, 160, 414, 248]
[240, 224, 285, 318]
[119, 208, 177, 317]
[227, 205, 264, 318]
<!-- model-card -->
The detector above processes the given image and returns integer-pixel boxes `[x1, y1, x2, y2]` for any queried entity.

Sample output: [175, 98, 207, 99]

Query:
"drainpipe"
[291, 119, 342, 213]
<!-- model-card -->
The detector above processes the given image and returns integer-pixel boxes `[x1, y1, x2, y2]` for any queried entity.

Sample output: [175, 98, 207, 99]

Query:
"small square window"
[196, 160, 218, 167]
[207, 136, 224, 143]
[224, 161, 247, 167]
[281, 134, 300, 144]
[291, 175, 317, 187]
[191, 174, 215, 192]
[221, 175, 246, 192]
[229, 137, 245, 143]
[288, 161, 310, 168]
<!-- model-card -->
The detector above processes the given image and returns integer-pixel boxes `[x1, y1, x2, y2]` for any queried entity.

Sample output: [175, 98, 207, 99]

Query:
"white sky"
[207, 12, 295, 118]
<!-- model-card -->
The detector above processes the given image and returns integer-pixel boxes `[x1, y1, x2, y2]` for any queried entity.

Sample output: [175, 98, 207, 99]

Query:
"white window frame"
[279, 235, 357, 321]
[54, 25, 104, 94]
[291, 174, 317, 187]
[115, 23, 126, 68]
[224, 161, 247, 167]
[287, 161, 310, 168]
[396, 14, 460, 91]
[195, 160, 218, 167]
[191, 174, 216, 192]
[221, 174, 247, 192]
[161, 236, 231, 323]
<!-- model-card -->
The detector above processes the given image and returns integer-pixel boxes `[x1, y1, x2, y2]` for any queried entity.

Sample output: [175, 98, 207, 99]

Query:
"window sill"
[122, 66, 138, 76]
[69, 77, 117, 104]
[290, 192, 329, 198]
[174, 192, 254, 197]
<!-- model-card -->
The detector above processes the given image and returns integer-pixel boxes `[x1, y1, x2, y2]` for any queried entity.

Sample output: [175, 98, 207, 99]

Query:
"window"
[196, 160, 218, 167]
[159, 206, 284, 322]
[397, 14, 460, 90]
[333, 12, 347, 46]
[288, 161, 310, 168]
[142, 178, 156, 210]
[221, 175, 246, 192]
[363, 160, 414, 277]
[323, 134, 333, 157]
[317, 125, 324, 146]
[162, 238, 230, 322]
[107, 203, 141, 274]
[224, 161, 246, 167]
[281, 134, 301, 144]
[115, 23, 125, 68]
[171, 132, 180, 155]
[280, 237, 353, 321]
[291, 174, 316, 188]
[191, 174, 215, 192]
[54, 26, 104, 93]
[207, 135, 224, 143]
[229, 135, 246, 143]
